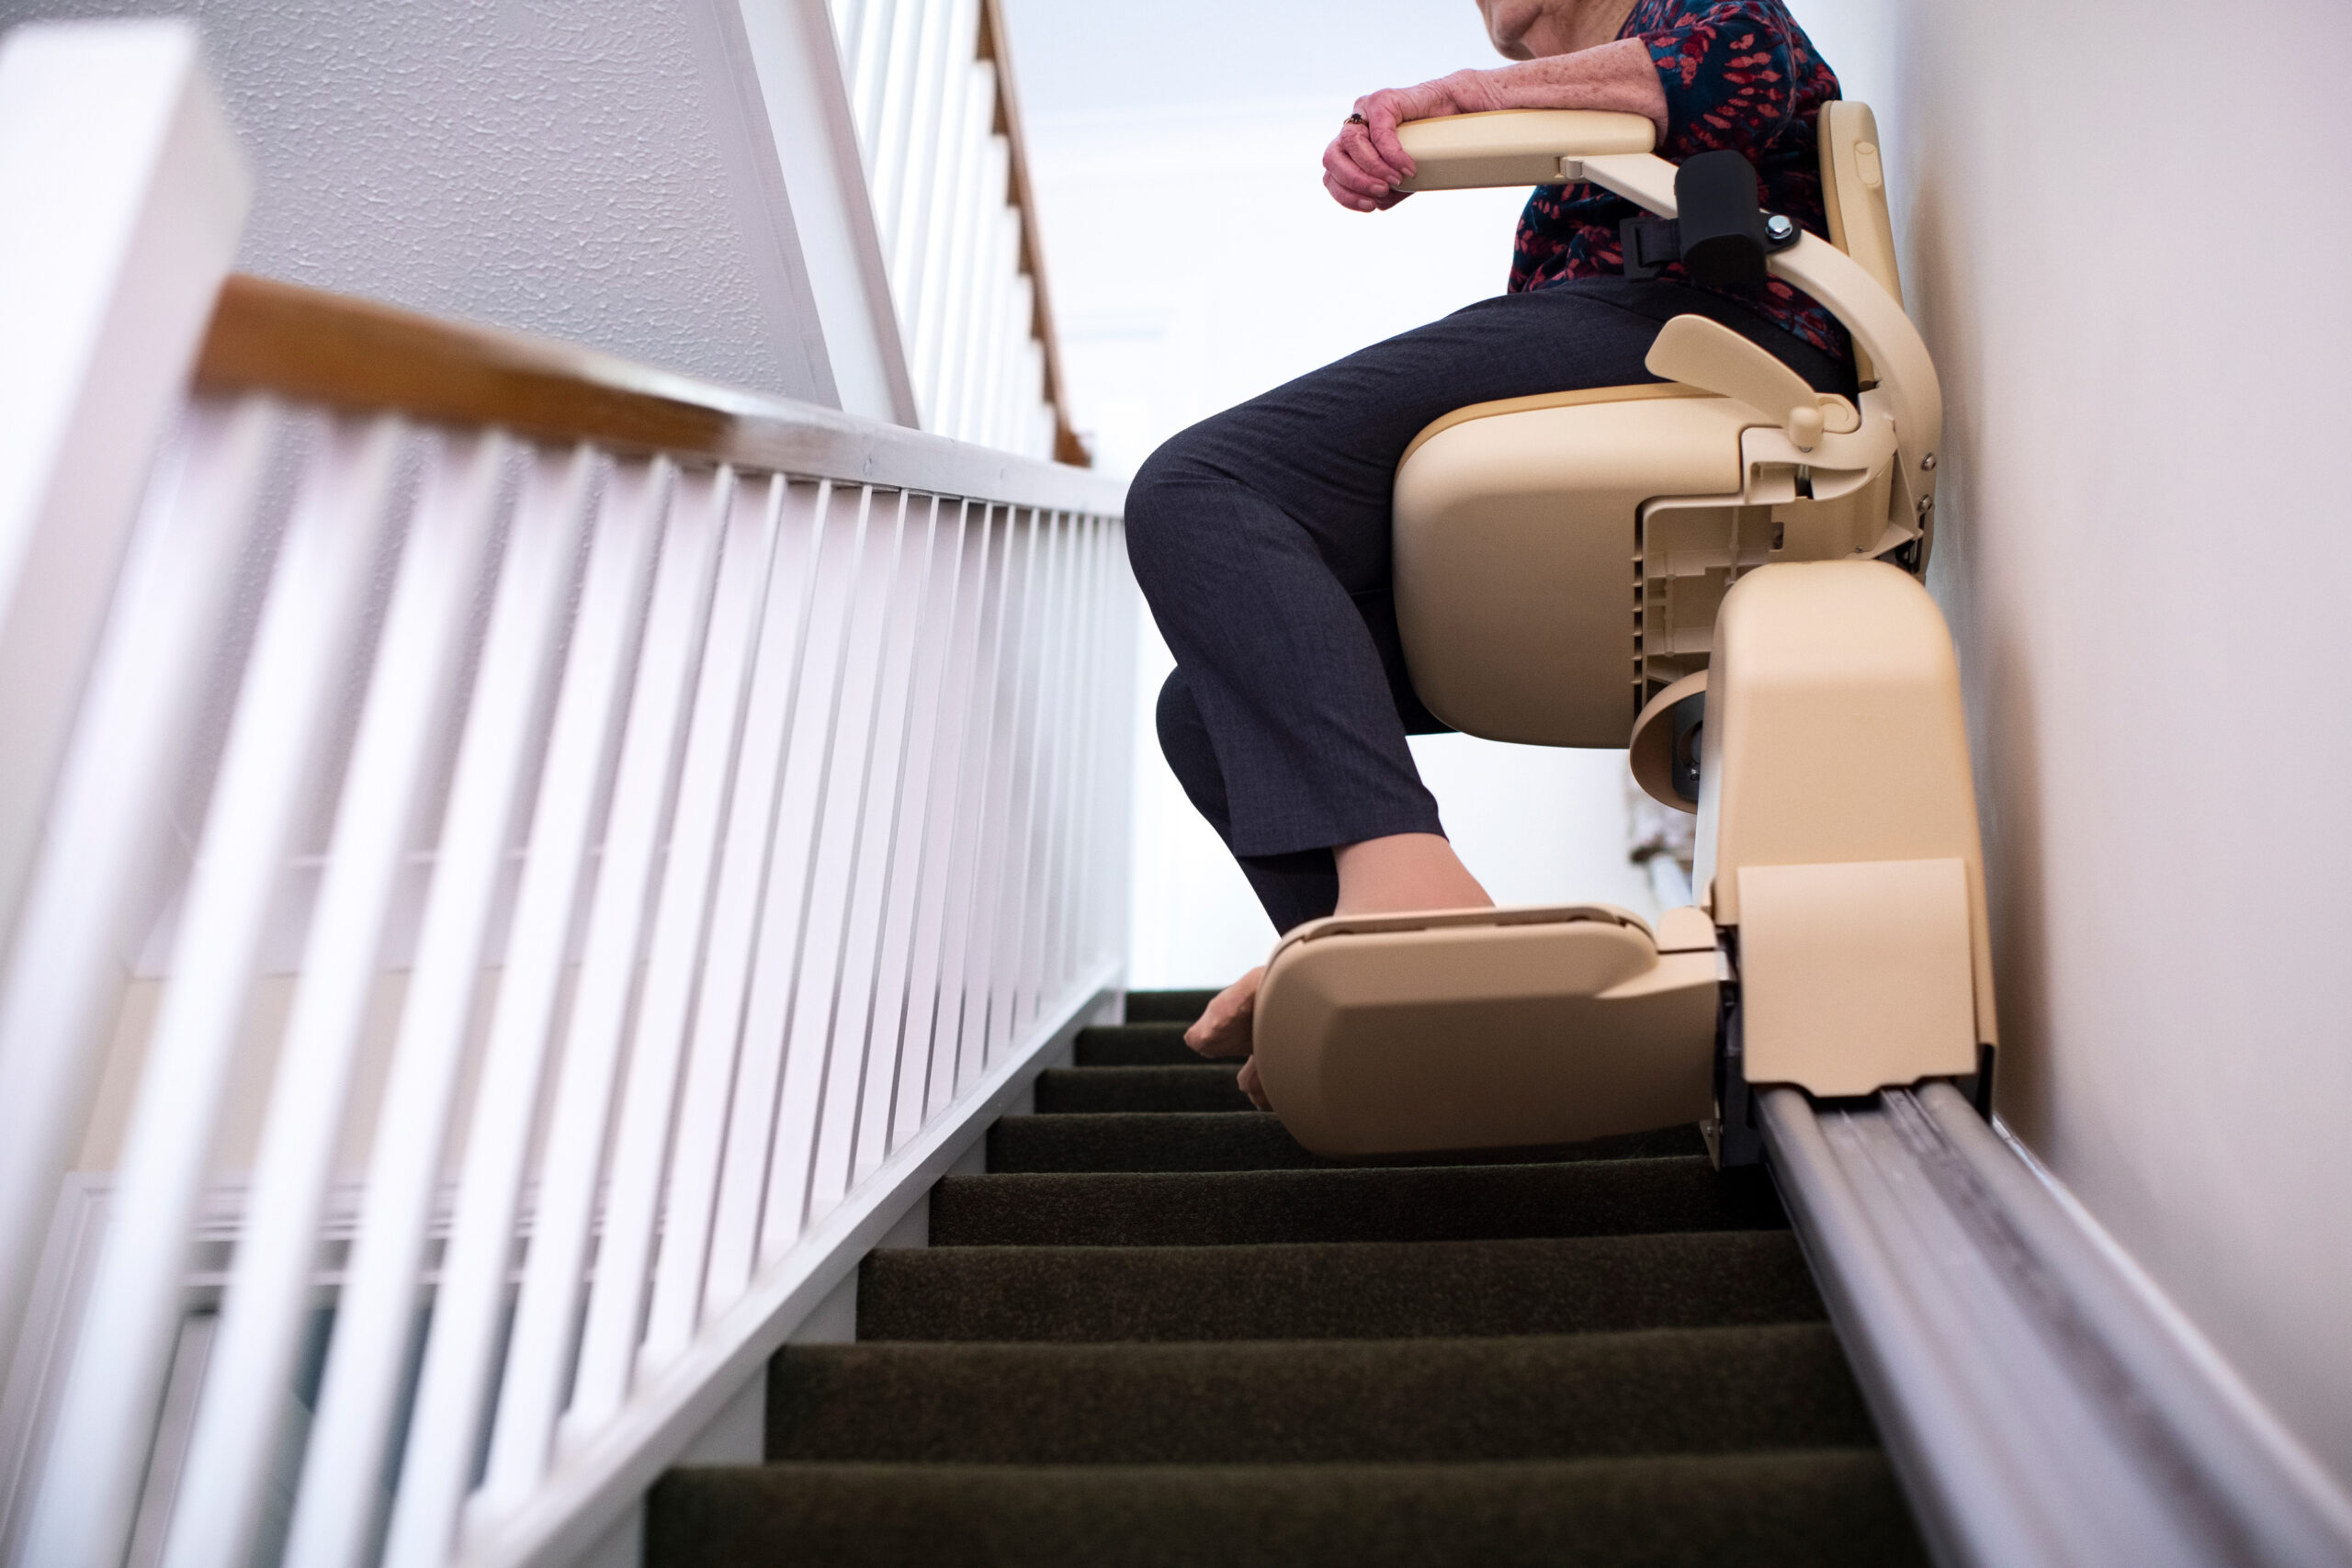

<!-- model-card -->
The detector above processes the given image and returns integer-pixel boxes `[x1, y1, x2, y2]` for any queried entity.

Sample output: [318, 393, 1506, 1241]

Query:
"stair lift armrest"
[1392, 110, 1658, 191]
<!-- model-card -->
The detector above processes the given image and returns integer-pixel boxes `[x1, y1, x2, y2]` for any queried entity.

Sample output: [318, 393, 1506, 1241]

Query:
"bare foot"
[1332, 832, 1494, 915]
[1184, 966, 1261, 1059]
[1195, 836, 1491, 1117]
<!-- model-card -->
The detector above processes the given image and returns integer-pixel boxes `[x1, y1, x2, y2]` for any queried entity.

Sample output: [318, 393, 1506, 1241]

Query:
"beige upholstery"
[1251, 105, 1987, 1159]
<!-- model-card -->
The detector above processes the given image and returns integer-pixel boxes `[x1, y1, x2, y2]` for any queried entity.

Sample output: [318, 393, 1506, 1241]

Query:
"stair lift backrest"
[1815, 101, 1903, 384]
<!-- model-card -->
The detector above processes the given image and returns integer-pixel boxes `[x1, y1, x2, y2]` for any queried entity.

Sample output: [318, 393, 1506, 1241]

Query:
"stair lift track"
[1765, 1082, 2352, 1568]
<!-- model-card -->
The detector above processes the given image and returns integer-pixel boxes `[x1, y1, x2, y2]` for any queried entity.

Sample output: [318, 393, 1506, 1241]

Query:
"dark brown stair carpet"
[1073, 1021, 1198, 1066]
[645, 990, 1922, 1566]
[1113, 989, 1219, 1024]
[857, 1233, 1826, 1343]
[927, 1157, 1784, 1247]
[1032, 1063, 1250, 1113]
[649, 1450, 1924, 1568]
[987, 1111, 1706, 1173]
[764, 1325, 1874, 1464]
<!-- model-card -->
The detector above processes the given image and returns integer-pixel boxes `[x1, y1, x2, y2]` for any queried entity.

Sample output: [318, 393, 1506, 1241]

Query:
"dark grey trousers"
[1124, 277, 1853, 935]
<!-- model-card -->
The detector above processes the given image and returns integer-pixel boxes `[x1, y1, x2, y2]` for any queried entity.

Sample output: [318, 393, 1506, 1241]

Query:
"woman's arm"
[1323, 39, 1668, 212]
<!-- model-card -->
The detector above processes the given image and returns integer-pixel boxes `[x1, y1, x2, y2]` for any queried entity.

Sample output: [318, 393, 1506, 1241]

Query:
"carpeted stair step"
[857, 1231, 1824, 1342]
[648, 1450, 1924, 1568]
[1073, 1022, 1202, 1066]
[763, 1324, 1872, 1464]
[646, 991, 1922, 1567]
[987, 1111, 1707, 1173]
[1114, 989, 1220, 1024]
[1033, 1063, 1250, 1114]
[927, 1158, 1783, 1247]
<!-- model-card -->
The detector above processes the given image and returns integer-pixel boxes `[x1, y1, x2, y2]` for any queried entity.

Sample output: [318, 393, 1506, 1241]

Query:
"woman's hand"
[1322, 71, 1498, 212]
[1322, 40, 1668, 213]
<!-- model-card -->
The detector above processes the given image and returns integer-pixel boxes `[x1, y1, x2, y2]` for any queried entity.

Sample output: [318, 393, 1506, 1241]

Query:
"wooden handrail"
[193, 274, 1123, 516]
[977, 0, 1089, 468]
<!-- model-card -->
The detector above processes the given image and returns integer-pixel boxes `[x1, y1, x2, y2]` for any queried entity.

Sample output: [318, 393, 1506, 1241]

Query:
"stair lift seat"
[1251, 105, 1995, 1161]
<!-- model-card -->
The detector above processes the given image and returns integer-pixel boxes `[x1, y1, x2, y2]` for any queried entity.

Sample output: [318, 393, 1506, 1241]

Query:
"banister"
[195, 273, 1123, 515]
[974, 0, 1086, 468]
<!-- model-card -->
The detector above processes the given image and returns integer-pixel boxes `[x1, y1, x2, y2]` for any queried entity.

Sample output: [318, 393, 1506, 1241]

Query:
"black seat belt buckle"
[1621, 215, 1681, 280]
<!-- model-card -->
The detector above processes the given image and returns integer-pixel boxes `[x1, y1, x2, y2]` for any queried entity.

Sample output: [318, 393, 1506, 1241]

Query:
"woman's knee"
[1124, 423, 1220, 547]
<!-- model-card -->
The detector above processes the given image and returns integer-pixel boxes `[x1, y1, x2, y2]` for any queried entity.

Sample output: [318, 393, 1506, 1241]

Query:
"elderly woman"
[1128, 0, 1848, 1084]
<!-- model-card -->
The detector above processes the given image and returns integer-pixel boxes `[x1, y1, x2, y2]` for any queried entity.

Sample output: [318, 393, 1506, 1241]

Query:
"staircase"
[644, 991, 1927, 1566]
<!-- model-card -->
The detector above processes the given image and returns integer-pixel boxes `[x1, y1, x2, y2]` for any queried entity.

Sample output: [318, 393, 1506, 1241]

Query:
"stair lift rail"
[0, 22, 1131, 1568]
[1763, 1085, 2352, 1568]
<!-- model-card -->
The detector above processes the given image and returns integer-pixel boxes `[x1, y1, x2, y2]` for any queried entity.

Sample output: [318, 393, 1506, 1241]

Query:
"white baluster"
[901, 503, 999, 1124]
[1007, 509, 1074, 1034]
[281, 444, 597, 1568]
[157, 428, 507, 1568]
[566, 468, 769, 1434]
[961, 506, 1041, 1069]
[0, 397, 273, 1407]
[932, 506, 1017, 1101]
[865, 0, 927, 256]
[380, 452, 668, 1568]
[918, 69, 994, 426]
[849, 496, 950, 1180]
[796, 486, 926, 1229]
[694, 481, 872, 1310]
[848, 0, 900, 164]
[639, 478, 827, 1366]
[899, 0, 981, 423]
[966, 207, 1023, 448]
[1039, 517, 1096, 1002]
[477, 458, 719, 1508]
[22, 413, 404, 1568]
[938, 96, 1007, 438]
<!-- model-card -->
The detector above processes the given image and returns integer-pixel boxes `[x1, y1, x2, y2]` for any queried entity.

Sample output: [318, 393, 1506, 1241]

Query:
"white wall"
[1002, 5, 1659, 985]
[1798, 0, 2352, 1493]
[0, 0, 839, 400]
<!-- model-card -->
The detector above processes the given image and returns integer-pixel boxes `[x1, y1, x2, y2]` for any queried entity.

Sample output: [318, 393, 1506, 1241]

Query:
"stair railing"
[826, 0, 1088, 463]
[0, 22, 1132, 1568]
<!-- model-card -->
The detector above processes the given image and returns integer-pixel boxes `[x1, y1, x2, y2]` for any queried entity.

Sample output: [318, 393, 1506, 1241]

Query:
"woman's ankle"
[1332, 832, 1493, 915]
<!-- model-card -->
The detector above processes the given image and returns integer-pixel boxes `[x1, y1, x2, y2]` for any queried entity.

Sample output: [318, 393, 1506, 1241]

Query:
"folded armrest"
[1394, 109, 1657, 192]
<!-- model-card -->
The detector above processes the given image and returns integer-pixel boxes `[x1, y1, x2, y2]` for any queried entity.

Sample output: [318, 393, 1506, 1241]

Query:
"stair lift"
[1250, 104, 1995, 1167]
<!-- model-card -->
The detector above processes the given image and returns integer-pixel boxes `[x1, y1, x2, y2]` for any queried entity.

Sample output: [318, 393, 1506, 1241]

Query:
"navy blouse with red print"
[1509, 0, 1846, 360]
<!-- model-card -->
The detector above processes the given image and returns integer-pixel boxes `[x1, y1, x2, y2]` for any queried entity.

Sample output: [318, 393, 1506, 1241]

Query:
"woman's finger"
[1332, 123, 1406, 195]
[1323, 170, 1381, 213]
[1362, 99, 1419, 183]
[1345, 98, 1412, 186]
[1321, 140, 1391, 205]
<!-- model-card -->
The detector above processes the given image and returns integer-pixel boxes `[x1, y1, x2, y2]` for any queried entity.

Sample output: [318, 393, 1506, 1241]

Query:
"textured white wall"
[1800, 0, 2352, 1492]
[0, 0, 820, 398]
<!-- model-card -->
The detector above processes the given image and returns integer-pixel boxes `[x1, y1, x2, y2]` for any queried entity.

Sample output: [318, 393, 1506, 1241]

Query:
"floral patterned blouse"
[1508, 0, 1846, 360]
